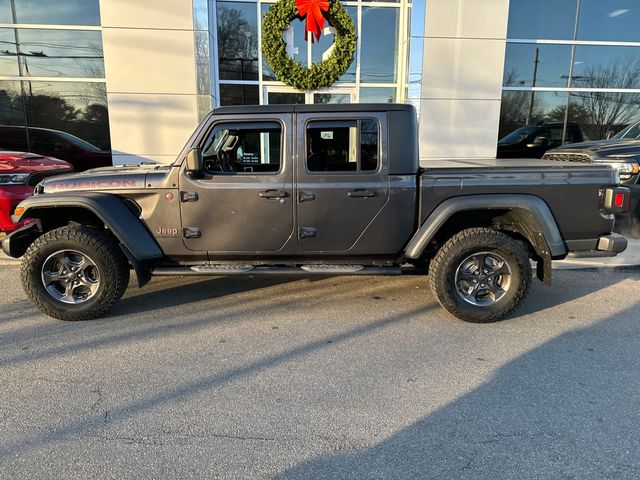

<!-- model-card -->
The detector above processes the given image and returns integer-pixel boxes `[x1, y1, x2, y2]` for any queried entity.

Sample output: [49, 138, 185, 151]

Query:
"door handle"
[298, 191, 316, 202]
[259, 190, 288, 199]
[347, 189, 376, 198]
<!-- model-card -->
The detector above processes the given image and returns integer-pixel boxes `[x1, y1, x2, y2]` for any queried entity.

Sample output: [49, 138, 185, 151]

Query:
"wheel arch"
[9, 192, 163, 263]
[405, 195, 567, 284]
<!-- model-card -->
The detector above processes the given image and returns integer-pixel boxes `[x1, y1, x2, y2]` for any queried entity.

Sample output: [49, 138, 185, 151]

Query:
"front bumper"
[0, 185, 33, 232]
[1, 223, 41, 258]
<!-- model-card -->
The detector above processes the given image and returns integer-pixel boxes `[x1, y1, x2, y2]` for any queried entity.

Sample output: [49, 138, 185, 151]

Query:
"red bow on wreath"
[296, 0, 329, 42]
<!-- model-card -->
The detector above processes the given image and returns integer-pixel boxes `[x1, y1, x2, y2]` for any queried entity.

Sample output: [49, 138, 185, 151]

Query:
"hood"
[547, 139, 640, 159]
[0, 152, 73, 174]
[40, 163, 162, 194]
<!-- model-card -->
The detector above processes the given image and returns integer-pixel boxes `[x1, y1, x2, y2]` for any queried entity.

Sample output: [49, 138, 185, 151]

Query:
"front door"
[295, 112, 389, 252]
[179, 114, 294, 254]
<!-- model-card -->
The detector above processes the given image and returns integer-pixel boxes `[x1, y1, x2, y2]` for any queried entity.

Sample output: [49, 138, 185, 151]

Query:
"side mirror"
[606, 130, 615, 140]
[185, 148, 203, 176]
[527, 135, 549, 148]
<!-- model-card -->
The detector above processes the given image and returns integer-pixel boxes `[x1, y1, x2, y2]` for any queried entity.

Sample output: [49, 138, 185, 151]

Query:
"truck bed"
[422, 157, 608, 171]
[419, 157, 619, 251]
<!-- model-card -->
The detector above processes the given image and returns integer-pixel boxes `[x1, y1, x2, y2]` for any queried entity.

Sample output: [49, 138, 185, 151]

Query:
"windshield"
[49, 130, 102, 152]
[612, 122, 640, 139]
[499, 125, 538, 144]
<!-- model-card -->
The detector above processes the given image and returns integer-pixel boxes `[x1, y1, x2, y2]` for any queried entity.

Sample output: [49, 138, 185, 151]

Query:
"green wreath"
[262, 0, 356, 91]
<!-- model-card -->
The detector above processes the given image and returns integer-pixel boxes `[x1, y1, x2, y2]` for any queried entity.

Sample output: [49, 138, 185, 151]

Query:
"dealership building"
[1, 0, 640, 165]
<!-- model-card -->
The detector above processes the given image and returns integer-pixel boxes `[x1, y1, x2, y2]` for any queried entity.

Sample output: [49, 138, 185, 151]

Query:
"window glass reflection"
[503, 44, 571, 88]
[14, 0, 101, 26]
[313, 93, 350, 104]
[578, 0, 640, 42]
[506, 0, 576, 40]
[0, 82, 29, 150]
[0, 81, 25, 127]
[217, 1, 259, 81]
[311, 6, 357, 82]
[15, 29, 104, 78]
[198, 95, 212, 121]
[220, 84, 259, 105]
[193, 0, 210, 31]
[0, 29, 19, 76]
[0, 80, 111, 165]
[572, 45, 640, 90]
[359, 87, 395, 103]
[568, 92, 640, 140]
[498, 91, 568, 142]
[360, 7, 398, 83]
[0, 0, 13, 23]
[267, 91, 304, 105]
[261, 3, 306, 81]
[24, 81, 111, 152]
[195, 31, 212, 95]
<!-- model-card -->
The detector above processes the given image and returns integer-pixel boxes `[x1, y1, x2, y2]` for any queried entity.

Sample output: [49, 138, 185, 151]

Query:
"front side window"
[306, 119, 379, 173]
[202, 122, 282, 174]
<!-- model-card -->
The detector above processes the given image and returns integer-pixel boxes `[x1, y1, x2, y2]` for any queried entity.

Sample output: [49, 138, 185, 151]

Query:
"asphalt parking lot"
[0, 259, 639, 479]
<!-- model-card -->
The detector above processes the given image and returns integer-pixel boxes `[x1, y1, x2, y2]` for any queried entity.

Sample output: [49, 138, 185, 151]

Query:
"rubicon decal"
[49, 180, 140, 191]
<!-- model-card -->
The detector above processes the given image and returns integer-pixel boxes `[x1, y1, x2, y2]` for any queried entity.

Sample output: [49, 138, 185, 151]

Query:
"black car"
[497, 122, 585, 158]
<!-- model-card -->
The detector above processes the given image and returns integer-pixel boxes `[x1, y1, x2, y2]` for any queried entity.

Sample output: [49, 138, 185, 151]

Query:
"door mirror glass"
[186, 148, 203, 176]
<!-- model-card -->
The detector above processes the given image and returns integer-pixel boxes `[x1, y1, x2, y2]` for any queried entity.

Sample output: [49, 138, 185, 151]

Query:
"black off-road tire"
[21, 225, 130, 321]
[429, 228, 532, 323]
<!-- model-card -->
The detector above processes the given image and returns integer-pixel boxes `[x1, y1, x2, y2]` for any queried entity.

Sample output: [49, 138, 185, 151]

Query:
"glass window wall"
[217, 0, 411, 106]
[0, 1, 110, 168]
[500, 0, 640, 156]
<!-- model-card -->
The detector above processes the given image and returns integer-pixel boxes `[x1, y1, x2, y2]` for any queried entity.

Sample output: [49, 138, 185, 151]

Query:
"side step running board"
[152, 264, 402, 276]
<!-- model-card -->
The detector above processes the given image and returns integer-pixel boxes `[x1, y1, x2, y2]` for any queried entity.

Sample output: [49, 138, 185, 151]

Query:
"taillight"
[604, 187, 630, 214]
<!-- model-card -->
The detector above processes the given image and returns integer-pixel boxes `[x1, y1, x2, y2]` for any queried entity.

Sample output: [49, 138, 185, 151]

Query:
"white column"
[418, 0, 510, 163]
[99, 0, 200, 165]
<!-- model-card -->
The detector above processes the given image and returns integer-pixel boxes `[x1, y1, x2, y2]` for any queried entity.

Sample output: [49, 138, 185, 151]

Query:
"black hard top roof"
[212, 103, 414, 115]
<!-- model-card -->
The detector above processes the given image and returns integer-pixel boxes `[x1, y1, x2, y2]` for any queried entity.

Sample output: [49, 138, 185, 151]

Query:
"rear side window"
[306, 119, 379, 173]
[201, 122, 282, 174]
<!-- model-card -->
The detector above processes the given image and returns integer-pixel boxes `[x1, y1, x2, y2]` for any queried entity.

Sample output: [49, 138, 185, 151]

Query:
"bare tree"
[217, 6, 258, 79]
[570, 57, 640, 139]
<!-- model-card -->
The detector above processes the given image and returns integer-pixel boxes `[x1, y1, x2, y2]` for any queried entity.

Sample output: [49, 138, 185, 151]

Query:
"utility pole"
[526, 47, 539, 125]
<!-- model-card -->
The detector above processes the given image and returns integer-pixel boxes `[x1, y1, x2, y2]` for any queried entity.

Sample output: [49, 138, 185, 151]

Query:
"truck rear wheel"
[429, 228, 532, 323]
[21, 225, 130, 321]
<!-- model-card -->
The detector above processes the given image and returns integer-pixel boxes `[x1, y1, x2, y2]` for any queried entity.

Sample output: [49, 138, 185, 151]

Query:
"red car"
[0, 151, 73, 232]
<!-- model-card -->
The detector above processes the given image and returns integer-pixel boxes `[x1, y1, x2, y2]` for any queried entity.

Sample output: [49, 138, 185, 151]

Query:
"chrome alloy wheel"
[40, 250, 101, 304]
[454, 252, 512, 306]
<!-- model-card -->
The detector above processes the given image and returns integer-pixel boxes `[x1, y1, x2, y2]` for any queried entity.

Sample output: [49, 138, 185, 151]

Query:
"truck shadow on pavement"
[275, 300, 640, 479]
[1, 271, 637, 366]
[0, 271, 638, 472]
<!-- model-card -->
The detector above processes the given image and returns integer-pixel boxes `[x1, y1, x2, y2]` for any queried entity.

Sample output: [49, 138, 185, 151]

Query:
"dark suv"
[497, 123, 585, 158]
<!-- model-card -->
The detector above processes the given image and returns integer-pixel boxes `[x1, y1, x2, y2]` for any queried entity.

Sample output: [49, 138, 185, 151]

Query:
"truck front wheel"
[21, 225, 130, 321]
[429, 228, 532, 323]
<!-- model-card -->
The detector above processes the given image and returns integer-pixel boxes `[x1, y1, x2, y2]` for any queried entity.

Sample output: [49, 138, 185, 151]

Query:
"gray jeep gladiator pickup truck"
[2, 104, 630, 323]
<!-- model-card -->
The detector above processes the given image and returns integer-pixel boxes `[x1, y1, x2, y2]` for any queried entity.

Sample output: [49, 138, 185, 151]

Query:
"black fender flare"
[405, 194, 567, 283]
[10, 192, 163, 262]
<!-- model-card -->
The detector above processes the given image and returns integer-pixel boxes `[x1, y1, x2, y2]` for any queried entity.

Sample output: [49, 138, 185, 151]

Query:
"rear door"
[295, 112, 389, 252]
